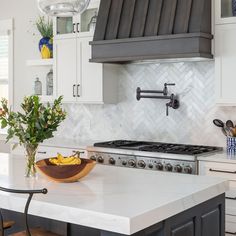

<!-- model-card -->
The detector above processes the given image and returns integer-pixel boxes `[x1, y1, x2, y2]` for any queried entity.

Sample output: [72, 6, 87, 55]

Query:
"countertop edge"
[129, 181, 228, 234]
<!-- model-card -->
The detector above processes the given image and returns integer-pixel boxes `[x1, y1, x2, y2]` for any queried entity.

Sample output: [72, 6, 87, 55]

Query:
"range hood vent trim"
[90, 0, 213, 63]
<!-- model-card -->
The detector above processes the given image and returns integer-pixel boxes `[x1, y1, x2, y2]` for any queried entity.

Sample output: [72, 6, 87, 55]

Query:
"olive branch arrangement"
[0, 96, 66, 145]
[0, 95, 66, 177]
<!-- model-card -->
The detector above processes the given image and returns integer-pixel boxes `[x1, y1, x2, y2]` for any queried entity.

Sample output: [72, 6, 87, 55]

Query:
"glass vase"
[25, 144, 39, 178]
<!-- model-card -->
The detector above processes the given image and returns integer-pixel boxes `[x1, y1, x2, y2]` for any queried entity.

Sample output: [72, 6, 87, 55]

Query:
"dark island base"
[2, 194, 225, 236]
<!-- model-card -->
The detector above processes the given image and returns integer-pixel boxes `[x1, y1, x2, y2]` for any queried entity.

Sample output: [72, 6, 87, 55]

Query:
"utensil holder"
[233, 0, 236, 16]
[227, 137, 236, 153]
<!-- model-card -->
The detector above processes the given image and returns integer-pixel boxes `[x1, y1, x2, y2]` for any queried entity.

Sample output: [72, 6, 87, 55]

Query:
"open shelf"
[26, 59, 53, 67]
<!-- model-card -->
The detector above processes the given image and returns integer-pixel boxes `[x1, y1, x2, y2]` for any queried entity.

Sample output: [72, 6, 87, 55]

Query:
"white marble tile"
[53, 61, 236, 149]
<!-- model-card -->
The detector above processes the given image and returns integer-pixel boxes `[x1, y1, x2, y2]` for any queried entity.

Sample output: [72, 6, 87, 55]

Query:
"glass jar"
[88, 11, 97, 32]
[34, 77, 42, 95]
[46, 69, 53, 96]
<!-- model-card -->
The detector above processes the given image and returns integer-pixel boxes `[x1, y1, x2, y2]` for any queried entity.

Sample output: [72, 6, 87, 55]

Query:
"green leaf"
[0, 95, 66, 144]
[1, 119, 7, 129]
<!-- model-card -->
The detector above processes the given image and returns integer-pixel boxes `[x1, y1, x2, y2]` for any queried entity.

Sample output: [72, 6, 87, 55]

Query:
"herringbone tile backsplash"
[56, 61, 236, 147]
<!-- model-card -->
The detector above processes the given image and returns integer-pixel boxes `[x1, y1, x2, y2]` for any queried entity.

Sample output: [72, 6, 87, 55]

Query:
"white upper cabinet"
[54, 36, 119, 104]
[215, 24, 236, 105]
[53, 0, 119, 104]
[215, 0, 236, 105]
[215, 0, 236, 24]
[53, 0, 100, 39]
[78, 37, 103, 103]
[54, 38, 77, 102]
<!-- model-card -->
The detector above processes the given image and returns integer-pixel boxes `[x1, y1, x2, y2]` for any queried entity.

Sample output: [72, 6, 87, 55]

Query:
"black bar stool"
[0, 187, 62, 236]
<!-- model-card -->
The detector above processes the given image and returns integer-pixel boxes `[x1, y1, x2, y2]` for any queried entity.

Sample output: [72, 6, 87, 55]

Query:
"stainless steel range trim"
[88, 151, 197, 175]
[87, 146, 221, 161]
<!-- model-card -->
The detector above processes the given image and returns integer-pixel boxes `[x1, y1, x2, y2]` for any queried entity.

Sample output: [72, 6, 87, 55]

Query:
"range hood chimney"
[90, 0, 213, 63]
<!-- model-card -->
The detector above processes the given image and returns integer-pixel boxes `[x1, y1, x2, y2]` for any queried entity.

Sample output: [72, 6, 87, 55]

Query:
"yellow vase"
[41, 45, 51, 59]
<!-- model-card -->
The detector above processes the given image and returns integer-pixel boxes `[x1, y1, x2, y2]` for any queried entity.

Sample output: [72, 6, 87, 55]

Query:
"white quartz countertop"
[198, 151, 236, 164]
[0, 153, 228, 235]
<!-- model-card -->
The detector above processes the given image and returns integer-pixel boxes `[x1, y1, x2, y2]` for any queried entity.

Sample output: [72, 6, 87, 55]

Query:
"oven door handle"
[226, 196, 236, 200]
[226, 231, 236, 235]
[209, 168, 236, 174]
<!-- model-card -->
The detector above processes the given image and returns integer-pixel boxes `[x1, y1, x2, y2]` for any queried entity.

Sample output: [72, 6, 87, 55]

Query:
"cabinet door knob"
[226, 196, 236, 200]
[77, 84, 80, 97]
[73, 84, 76, 97]
[77, 23, 80, 33]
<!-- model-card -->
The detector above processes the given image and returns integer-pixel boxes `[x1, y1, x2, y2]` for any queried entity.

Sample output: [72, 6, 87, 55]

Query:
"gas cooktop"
[94, 140, 222, 155]
[89, 140, 223, 175]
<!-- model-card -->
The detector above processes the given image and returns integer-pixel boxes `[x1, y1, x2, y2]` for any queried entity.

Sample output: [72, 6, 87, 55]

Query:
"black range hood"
[90, 0, 213, 63]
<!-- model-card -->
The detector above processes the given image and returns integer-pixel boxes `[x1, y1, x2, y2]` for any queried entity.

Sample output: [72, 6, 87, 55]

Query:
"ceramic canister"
[232, 0, 236, 16]
[227, 137, 236, 153]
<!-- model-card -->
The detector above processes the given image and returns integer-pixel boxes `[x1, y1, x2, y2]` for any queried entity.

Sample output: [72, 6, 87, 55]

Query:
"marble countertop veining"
[0, 153, 228, 235]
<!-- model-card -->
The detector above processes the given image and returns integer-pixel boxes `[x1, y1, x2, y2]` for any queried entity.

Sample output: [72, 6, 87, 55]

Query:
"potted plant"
[0, 96, 66, 177]
[36, 16, 53, 59]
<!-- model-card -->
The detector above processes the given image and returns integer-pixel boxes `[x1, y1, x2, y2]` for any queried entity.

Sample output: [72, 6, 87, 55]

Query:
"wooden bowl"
[36, 158, 96, 183]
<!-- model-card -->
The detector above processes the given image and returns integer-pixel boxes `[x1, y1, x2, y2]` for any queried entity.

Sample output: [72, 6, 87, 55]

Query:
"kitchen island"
[0, 153, 228, 236]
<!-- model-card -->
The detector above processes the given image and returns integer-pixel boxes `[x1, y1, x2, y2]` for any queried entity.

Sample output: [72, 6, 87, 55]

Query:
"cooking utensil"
[225, 127, 234, 137]
[230, 127, 236, 137]
[213, 119, 230, 137]
[226, 120, 234, 128]
[213, 119, 224, 128]
[221, 127, 227, 136]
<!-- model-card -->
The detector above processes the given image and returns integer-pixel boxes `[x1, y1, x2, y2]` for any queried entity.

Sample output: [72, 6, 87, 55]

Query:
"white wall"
[0, 0, 41, 110]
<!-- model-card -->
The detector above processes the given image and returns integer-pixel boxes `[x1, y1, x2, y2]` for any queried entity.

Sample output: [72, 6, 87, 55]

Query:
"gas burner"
[94, 140, 144, 148]
[94, 140, 222, 156]
[139, 144, 219, 155]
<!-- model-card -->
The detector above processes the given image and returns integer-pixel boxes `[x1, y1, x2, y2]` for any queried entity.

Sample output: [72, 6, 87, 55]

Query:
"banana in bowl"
[36, 153, 96, 183]
[49, 153, 82, 165]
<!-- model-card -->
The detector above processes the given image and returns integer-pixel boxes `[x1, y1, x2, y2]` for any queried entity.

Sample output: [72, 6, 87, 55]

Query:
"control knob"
[148, 163, 153, 169]
[156, 162, 163, 170]
[184, 165, 192, 174]
[97, 156, 104, 163]
[138, 160, 146, 168]
[128, 159, 136, 167]
[165, 163, 173, 172]
[175, 164, 183, 173]
[109, 158, 116, 165]
[90, 156, 96, 161]
[122, 160, 127, 166]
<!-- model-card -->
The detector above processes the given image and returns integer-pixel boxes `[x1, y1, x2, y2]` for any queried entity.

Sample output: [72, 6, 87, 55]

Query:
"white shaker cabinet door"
[54, 38, 77, 102]
[215, 24, 236, 105]
[77, 37, 103, 103]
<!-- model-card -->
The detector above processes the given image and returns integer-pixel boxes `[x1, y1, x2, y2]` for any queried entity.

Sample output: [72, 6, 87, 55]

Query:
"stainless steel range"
[87, 140, 222, 175]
